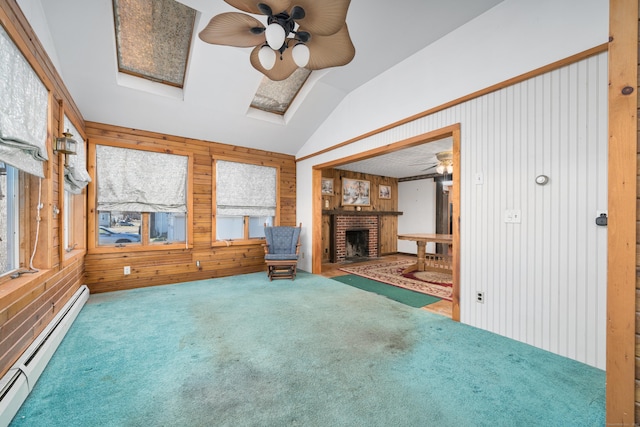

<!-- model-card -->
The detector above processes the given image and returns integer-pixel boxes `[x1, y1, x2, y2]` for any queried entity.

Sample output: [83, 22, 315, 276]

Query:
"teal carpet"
[11, 272, 605, 426]
[332, 274, 440, 307]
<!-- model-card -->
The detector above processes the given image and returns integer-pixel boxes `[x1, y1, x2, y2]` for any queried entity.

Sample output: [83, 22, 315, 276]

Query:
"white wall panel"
[463, 54, 608, 368]
[299, 52, 608, 369]
[397, 180, 437, 254]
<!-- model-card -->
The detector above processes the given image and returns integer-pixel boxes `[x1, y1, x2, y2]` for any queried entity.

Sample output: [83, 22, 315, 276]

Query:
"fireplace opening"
[345, 229, 369, 260]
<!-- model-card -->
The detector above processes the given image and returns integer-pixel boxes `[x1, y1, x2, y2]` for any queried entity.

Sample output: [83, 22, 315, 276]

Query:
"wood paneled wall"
[636, 3, 640, 422]
[84, 122, 296, 293]
[0, 0, 86, 377]
[320, 168, 398, 261]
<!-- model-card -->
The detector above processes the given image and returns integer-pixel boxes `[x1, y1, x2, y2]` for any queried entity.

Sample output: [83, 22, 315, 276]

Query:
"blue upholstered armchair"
[263, 223, 301, 280]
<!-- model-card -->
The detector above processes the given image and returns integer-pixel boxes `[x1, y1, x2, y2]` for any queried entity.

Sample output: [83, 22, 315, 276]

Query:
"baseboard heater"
[0, 285, 89, 427]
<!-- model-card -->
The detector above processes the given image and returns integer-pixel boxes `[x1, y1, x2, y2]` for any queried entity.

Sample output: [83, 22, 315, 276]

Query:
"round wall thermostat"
[535, 175, 549, 185]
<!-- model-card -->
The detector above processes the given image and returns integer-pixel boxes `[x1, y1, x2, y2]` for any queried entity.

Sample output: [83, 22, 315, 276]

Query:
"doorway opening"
[312, 124, 461, 321]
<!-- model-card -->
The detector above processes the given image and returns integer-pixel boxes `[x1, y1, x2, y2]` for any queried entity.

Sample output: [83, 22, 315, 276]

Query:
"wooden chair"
[263, 223, 301, 281]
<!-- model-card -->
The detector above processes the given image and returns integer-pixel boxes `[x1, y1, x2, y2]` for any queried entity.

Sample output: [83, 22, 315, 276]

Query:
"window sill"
[0, 268, 52, 304]
[62, 248, 86, 267]
[212, 239, 265, 248]
[88, 242, 192, 254]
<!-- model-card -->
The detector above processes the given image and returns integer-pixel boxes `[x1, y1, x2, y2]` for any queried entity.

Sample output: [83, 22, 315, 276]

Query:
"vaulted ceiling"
[31, 0, 502, 159]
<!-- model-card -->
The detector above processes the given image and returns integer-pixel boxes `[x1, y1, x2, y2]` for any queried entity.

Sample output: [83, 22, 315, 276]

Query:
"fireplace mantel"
[322, 210, 402, 216]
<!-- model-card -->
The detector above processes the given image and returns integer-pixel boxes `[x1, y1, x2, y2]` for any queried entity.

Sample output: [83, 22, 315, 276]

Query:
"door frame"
[311, 124, 461, 321]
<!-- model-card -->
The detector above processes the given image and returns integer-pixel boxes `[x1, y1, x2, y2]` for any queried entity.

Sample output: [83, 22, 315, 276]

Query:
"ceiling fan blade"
[199, 13, 266, 47]
[293, 0, 351, 36]
[225, 0, 292, 15]
[305, 24, 355, 70]
[249, 45, 298, 81]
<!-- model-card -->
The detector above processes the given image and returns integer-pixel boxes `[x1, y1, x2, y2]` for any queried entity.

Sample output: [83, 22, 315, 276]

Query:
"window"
[0, 24, 48, 277]
[112, 0, 196, 88]
[213, 160, 277, 244]
[92, 144, 191, 250]
[150, 212, 185, 243]
[250, 68, 311, 115]
[0, 164, 19, 276]
[61, 115, 90, 257]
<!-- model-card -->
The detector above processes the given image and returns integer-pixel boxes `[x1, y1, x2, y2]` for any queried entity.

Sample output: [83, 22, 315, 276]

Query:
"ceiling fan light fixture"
[436, 164, 446, 175]
[446, 164, 454, 174]
[258, 45, 276, 70]
[265, 23, 286, 50]
[200, 0, 354, 79]
[292, 43, 310, 68]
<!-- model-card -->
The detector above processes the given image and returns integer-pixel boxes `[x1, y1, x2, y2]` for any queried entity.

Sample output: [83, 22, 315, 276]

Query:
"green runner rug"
[332, 274, 441, 308]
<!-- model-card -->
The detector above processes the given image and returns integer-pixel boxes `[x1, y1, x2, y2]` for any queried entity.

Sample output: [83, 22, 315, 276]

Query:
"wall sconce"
[54, 130, 77, 167]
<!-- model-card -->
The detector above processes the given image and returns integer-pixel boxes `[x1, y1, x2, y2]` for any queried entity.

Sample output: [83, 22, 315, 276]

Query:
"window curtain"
[63, 116, 91, 194]
[216, 160, 276, 216]
[96, 145, 187, 212]
[0, 25, 48, 178]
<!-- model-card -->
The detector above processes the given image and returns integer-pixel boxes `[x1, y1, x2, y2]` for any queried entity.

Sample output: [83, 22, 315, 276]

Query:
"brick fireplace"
[330, 214, 379, 263]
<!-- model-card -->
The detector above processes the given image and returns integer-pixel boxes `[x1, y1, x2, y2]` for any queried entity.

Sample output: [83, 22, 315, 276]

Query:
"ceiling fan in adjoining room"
[409, 150, 454, 174]
[434, 150, 453, 174]
[198, 0, 355, 81]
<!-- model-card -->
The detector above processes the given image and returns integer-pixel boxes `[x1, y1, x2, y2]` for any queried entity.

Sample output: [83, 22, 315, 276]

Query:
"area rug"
[331, 274, 441, 308]
[340, 260, 453, 301]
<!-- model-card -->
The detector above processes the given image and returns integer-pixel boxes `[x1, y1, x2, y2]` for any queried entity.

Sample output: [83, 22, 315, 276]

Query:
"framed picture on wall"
[379, 184, 391, 199]
[342, 178, 370, 206]
[321, 178, 334, 195]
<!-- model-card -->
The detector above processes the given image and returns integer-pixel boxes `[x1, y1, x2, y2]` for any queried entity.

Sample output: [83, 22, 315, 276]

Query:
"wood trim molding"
[297, 44, 608, 164]
[607, 0, 638, 424]
[311, 124, 461, 324]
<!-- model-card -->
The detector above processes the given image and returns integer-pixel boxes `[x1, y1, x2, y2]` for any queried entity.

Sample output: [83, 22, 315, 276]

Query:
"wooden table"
[397, 233, 453, 273]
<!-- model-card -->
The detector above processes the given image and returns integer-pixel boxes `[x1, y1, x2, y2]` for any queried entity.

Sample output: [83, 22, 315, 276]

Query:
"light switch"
[474, 172, 484, 185]
[504, 209, 522, 223]
[504, 210, 513, 223]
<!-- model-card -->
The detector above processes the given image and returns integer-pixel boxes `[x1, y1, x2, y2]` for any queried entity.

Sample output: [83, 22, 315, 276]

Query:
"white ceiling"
[334, 137, 453, 179]
[32, 0, 501, 154]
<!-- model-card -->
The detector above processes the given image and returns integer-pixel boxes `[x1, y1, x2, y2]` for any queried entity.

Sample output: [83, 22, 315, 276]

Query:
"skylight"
[112, 0, 196, 88]
[250, 68, 311, 115]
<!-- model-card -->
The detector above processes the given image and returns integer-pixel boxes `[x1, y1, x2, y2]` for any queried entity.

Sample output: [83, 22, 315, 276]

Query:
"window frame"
[0, 22, 53, 288]
[211, 156, 280, 247]
[58, 107, 87, 266]
[87, 139, 193, 254]
[112, 0, 196, 89]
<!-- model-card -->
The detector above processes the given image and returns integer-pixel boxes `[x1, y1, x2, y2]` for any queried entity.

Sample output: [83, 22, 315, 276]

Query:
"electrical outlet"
[124, 266, 131, 275]
[196, 260, 201, 268]
[476, 291, 484, 303]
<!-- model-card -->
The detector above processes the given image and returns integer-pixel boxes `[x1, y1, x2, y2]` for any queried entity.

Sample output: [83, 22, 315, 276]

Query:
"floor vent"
[0, 285, 89, 426]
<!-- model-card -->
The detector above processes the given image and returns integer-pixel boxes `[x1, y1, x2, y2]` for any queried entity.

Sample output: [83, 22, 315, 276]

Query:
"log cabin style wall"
[320, 168, 399, 262]
[83, 122, 296, 294]
[0, 0, 86, 377]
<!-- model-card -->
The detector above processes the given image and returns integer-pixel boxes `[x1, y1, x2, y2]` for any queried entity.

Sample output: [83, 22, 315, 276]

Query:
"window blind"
[216, 160, 276, 216]
[0, 25, 48, 178]
[97, 145, 187, 212]
[63, 116, 91, 194]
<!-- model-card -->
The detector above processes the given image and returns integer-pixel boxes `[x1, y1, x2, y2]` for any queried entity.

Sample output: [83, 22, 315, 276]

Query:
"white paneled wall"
[459, 53, 607, 369]
[398, 180, 437, 254]
[302, 53, 608, 368]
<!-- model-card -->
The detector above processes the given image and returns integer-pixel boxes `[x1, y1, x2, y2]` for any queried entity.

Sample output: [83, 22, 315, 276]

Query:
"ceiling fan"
[409, 151, 454, 174]
[198, 0, 356, 81]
